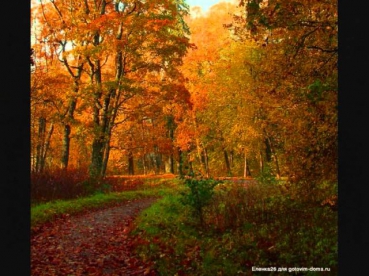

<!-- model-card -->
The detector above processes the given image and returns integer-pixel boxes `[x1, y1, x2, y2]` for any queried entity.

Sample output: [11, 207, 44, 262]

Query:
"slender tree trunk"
[196, 141, 208, 177]
[204, 147, 210, 178]
[155, 153, 161, 174]
[273, 152, 281, 179]
[41, 123, 54, 172]
[230, 150, 234, 168]
[259, 151, 264, 173]
[189, 160, 194, 176]
[243, 151, 248, 178]
[165, 116, 175, 174]
[153, 146, 161, 175]
[170, 154, 174, 173]
[128, 151, 134, 175]
[142, 155, 147, 175]
[177, 148, 183, 177]
[223, 149, 231, 176]
[140, 121, 147, 175]
[36, 117, 46, 173]
[265, 138, 272, 163]
[266, 136, 281, 179]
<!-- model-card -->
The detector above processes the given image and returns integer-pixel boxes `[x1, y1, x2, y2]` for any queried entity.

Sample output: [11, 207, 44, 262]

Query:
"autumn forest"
[31, 0, 338, 274]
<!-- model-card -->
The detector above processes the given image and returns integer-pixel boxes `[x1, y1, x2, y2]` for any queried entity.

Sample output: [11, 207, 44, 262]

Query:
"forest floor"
[31, 197, 159, 276]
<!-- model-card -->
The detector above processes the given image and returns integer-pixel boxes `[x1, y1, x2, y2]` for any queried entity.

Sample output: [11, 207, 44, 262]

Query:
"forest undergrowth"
[131, 176, 337, 275]
[31, 173, 337, 275]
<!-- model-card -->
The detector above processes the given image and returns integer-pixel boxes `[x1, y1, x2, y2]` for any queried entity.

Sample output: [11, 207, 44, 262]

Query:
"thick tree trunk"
[88, 17, 124, 178]
[59, 55, 82, 170]
[89, 52, 105, 178]
[101, 141, 111, 177]
[90, 138, 104, 178]
[61, 124, 71, 170]
[165, 154, 174, 174]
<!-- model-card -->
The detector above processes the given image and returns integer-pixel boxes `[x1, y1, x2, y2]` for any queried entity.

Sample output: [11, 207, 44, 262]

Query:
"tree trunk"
[142, 154, 147, 175]
[141, 121, 147, 175]
[128, 151, 134, 175]
[101, 141, 111, 177]
[189, 160, 194, 176]
[259, 150, 264, 173]
[165, 116, 175, 174]
[266, 136, 281, 179]
[223, 149, 231, 176]
[165, 154, 174, 174]
[243, 152, 248, 178]
[41, 123, 54, 172]
[196, 141, 208, 177]
[153, 146, 161, 175]
[36, 117, 46, 173]
[90, 138, 104, 178]
[204, 147, 210, 178]
[230, 150, 234, 167]
[273, 151, 281, 179]
[88, 17, 125, 178]
[59, 59, 82, 171]
[265, 138, 272, 163]
[61, 124, 71, 170]
[89, 54, 105, 178]
[177, 148, 183, 177]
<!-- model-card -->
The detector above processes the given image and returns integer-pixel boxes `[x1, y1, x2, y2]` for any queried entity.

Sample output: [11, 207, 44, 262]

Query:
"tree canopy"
[31, 0, 337, 191]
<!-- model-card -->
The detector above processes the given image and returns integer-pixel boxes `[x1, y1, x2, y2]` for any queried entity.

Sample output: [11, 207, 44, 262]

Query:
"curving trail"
[31, 198, 158, 276]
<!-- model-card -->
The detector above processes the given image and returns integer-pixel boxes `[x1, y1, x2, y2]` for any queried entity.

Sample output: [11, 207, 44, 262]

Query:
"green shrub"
[255, 163, 278, 185]
[180, 177, 222, 227]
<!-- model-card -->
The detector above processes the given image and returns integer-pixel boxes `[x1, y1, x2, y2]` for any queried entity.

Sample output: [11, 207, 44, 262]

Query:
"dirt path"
[31, 198, 158, 276]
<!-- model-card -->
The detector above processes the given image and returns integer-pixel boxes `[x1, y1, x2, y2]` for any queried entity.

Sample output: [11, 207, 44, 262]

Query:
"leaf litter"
[31, 198, 158, 275]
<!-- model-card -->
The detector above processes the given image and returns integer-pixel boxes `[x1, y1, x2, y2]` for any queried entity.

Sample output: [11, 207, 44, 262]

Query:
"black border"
[338, 0, 369, 274]
[0, 1, 31, 275]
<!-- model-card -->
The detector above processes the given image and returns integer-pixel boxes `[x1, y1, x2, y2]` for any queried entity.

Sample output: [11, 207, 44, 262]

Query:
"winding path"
[31, 198, 158, 276]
